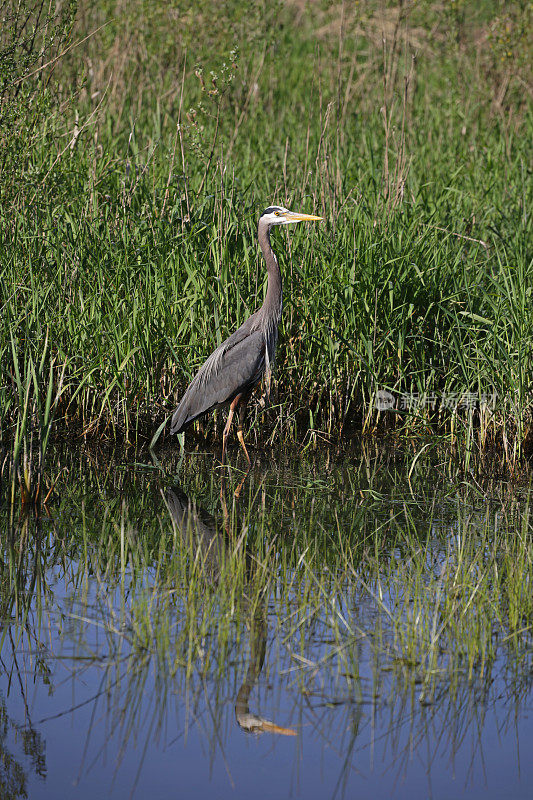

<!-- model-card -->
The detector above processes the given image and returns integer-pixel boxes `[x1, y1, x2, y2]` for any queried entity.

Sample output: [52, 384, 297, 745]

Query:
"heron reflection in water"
[165, 485, 295, 736]
[171, 206, 322, 463]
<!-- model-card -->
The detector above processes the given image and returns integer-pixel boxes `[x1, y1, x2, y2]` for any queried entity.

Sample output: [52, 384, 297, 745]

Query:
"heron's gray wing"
[170, 317, 265, 434]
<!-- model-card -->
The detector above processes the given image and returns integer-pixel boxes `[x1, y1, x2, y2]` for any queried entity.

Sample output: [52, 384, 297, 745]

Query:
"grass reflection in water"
[0, 443, 531, 798]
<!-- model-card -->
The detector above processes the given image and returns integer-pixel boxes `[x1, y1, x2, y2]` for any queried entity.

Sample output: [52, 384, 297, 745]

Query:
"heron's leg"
[221, 393, 242, 464]
[236, 393, 252, 468]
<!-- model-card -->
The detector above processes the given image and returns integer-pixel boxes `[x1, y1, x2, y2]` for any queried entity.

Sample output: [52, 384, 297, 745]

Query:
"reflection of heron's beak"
[257, 719, 297, 736]
[285, 211, 323, 223]
[237, 712, 296, 736]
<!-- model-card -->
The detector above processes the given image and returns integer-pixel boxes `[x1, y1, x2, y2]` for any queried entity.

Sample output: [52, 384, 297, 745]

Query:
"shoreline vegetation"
[1, 1, 531, 501]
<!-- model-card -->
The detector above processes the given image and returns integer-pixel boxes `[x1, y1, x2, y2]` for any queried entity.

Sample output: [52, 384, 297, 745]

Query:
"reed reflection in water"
[0, 446, 531, 799]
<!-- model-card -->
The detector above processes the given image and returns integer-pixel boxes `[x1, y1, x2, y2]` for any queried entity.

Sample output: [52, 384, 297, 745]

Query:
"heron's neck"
[258, 223, 282, 327]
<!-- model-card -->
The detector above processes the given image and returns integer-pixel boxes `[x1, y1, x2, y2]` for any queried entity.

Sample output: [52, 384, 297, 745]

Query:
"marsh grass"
[0, 0, 531, 484]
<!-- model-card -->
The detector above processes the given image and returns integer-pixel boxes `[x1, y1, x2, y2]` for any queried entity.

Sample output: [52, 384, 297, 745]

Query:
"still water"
[1, 442, 532, 799]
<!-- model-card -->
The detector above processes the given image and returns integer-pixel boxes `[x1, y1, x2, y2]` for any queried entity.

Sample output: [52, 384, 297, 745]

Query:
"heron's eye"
[274, 211, 281, 216]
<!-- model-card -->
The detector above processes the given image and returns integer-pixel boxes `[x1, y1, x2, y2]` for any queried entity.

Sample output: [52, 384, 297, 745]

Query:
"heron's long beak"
[285, 211, 323, 223]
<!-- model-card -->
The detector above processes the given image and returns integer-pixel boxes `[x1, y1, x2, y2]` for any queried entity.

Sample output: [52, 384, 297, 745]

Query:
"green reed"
[1, 1, 531, 468]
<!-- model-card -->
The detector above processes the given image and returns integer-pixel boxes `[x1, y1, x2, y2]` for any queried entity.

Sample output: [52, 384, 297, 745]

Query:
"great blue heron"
[170, 205, 322, 462]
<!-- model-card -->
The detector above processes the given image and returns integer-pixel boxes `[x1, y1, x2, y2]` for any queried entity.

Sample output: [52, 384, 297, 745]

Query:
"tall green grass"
[1, 0, 531, 472]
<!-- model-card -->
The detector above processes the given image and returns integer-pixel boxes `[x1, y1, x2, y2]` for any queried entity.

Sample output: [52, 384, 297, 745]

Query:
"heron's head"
[259, 205, 323, 228]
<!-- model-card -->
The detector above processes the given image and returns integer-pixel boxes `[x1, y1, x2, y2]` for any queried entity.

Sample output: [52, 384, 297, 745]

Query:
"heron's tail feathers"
[170, 403, 189, 435]
[170, 386, 211, 434]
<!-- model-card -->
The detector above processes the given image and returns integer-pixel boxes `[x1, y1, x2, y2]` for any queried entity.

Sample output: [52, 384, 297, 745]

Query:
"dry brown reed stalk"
[227, 46, 266, 159]
[379, 0, 415, 216]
